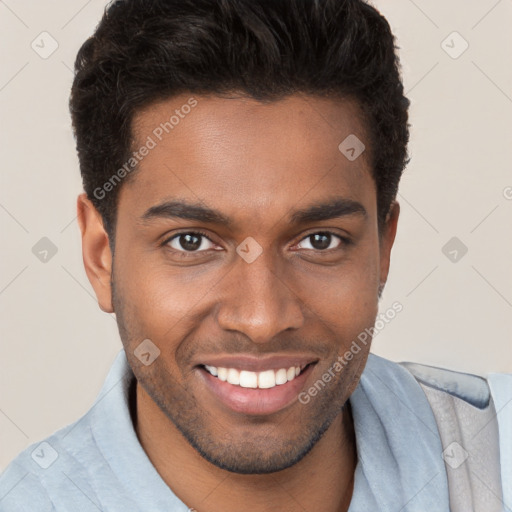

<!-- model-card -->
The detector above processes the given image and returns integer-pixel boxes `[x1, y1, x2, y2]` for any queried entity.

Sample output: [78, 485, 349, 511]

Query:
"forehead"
[122, 93, 375, 225]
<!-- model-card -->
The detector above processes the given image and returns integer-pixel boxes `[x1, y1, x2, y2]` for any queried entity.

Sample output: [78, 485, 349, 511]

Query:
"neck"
[134, 381, 356, 512]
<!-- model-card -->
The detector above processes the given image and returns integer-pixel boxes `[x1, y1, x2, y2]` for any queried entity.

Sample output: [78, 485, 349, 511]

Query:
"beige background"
[1, 0, 511, 470]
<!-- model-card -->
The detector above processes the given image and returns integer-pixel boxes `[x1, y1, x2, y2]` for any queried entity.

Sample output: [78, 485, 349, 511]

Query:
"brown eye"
[167, 232, 215, 252]
[296, 232, 343, 251]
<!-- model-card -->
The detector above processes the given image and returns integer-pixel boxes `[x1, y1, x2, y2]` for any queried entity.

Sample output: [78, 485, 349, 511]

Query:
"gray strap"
[419, 382, 504, 511]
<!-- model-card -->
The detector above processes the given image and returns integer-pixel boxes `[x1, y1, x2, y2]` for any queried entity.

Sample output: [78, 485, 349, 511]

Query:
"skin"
[77, 93, 399, 512]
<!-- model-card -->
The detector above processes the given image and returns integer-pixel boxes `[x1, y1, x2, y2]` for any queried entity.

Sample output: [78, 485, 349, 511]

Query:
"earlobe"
[77, 193, 114, 313]
[379, 201, 400, 293]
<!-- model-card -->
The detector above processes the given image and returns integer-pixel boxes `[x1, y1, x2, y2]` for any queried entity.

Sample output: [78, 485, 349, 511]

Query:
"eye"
[165, 231, 217, 252]
[296, 232, 346, 251]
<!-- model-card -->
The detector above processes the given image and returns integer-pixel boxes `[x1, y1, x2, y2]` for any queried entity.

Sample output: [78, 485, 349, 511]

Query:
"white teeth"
[239, 370, 258, 388]
[275, 368, 288, 385]
[205, 365, 218, 377]
[204, 365, 304, 389]
[258, 369, 276, 389]
[227, 368, 240, 385]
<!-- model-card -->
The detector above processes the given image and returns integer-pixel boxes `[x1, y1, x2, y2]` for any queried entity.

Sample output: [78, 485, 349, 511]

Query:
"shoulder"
[398, 359, 511, 505]
[0, 417, 100, 511]
[0, 350, 135, 511]
[0, 458, 55, 511]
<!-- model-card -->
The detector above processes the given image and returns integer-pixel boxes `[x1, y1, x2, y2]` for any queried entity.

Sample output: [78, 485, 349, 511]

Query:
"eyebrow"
[140, 197, 367, 227]
[141, 200, 232, 226]
[289, 197, 367, 224]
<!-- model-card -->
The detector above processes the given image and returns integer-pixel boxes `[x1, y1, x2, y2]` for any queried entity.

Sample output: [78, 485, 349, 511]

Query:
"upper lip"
[195, 355, 319, 372]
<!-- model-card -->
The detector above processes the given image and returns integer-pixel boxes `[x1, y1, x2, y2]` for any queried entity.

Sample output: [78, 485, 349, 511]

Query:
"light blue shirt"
[0, 350, 504, 511]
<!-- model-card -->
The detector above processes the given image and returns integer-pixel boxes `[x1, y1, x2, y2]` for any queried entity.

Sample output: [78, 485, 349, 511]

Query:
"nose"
[216, 252, 305, 344]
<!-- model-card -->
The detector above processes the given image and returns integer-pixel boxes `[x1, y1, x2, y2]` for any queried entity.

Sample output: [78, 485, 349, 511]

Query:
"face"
[84, 93, 398, 474]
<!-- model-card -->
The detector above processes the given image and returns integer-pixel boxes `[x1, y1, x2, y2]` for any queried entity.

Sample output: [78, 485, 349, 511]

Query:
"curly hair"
[70, 0, 409, 238]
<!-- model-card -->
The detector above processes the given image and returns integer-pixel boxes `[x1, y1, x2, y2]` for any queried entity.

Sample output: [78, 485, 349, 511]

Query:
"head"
[73, 0, 409, 474]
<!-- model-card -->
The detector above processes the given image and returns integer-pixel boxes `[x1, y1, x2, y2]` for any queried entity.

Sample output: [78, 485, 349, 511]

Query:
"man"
[0, 0, 510, 510]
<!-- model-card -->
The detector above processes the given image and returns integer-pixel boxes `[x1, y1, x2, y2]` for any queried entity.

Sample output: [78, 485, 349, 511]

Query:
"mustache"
[178, 333, 333, 361]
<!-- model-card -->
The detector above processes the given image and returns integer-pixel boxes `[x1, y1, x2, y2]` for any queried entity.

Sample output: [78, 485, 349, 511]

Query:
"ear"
[379, 201, 400, 293]
[77, 193, 114, 313]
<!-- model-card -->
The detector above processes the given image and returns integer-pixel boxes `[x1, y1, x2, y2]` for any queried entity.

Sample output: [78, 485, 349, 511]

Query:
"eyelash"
[161, 229, 214, 254]
[161, 230, 352, 254]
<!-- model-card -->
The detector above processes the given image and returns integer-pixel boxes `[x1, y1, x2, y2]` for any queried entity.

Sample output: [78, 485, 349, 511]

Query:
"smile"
[203, 364, 307, 389]
[197, 360, 317, 415]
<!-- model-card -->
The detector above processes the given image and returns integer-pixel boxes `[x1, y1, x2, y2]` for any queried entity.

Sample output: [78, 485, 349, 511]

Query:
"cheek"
[292, 247, 380, 328]
[114, 253, 227, 336]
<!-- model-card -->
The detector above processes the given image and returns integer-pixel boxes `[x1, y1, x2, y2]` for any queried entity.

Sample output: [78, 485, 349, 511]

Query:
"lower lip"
[197, 365, 314, 416]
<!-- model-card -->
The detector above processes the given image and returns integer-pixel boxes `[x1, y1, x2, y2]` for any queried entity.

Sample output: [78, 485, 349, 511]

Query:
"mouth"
[202, 363, 311, 389]
[196, 359, 317, 416]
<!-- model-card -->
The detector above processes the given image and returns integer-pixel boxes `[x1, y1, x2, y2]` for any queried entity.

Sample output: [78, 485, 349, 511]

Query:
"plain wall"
[1, 0, 511, 470]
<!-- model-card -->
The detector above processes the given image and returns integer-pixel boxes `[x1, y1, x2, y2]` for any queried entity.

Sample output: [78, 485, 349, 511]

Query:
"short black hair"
[70, 0, 409, 238]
